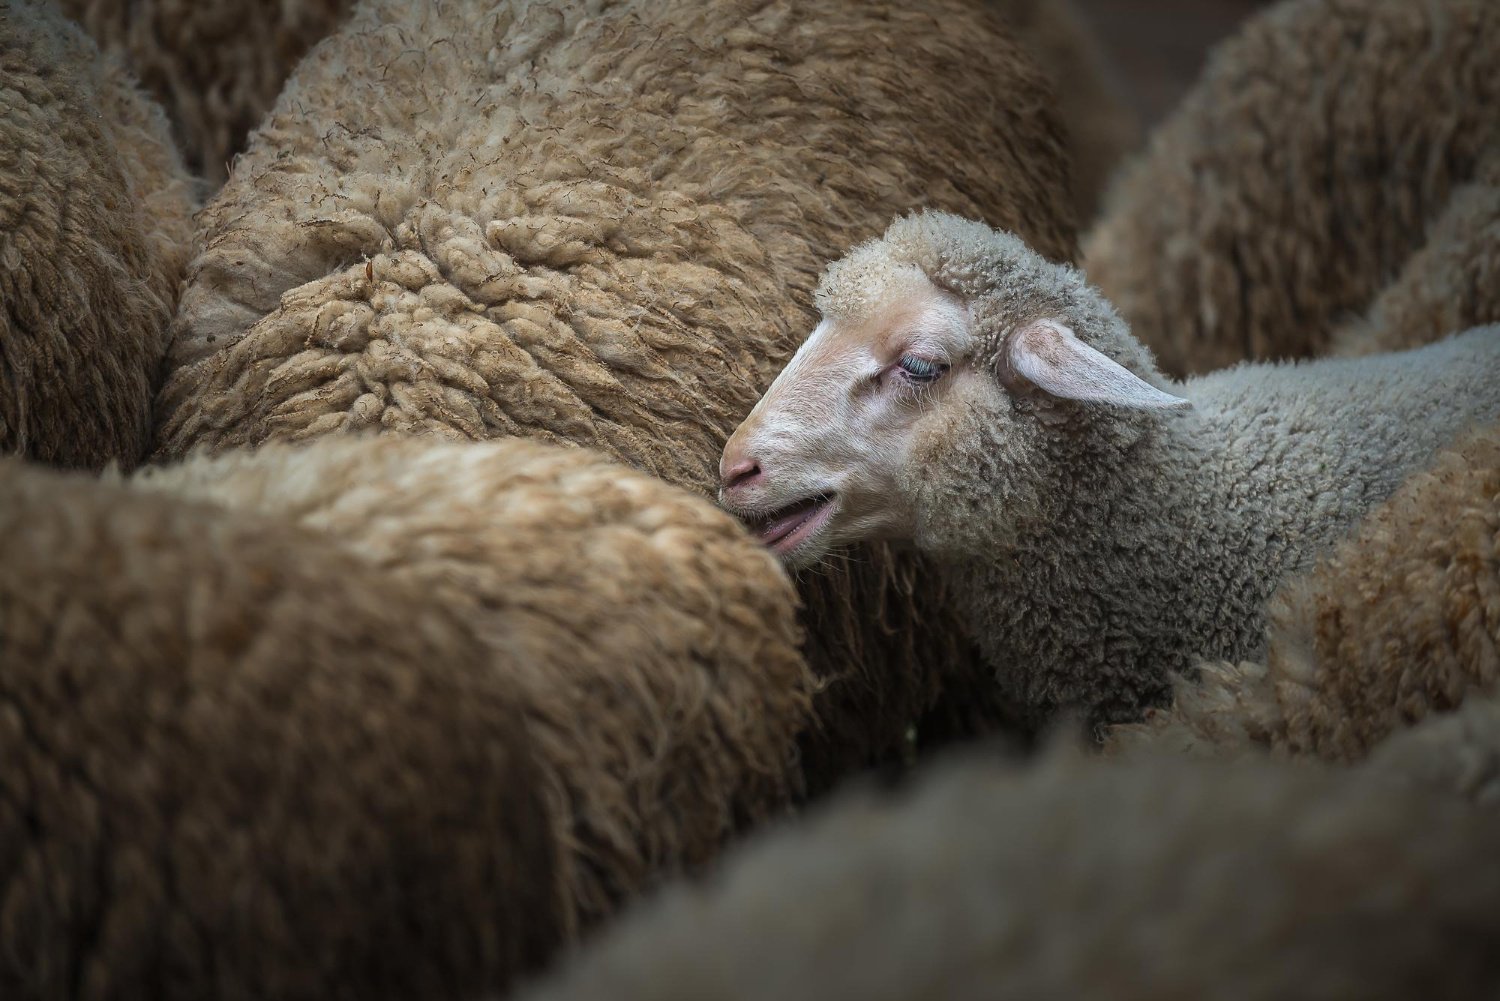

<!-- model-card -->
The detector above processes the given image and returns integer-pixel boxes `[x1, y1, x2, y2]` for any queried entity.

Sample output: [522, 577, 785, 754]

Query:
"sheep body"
[1112, 419, 1500, 762]
[0, 0, 194, 469]
[130, 434, 815, 936]
[515, 707, 1500, 1001]
[1083, 0, 1500, 374]
[0, 456, 561, 1001]
[724, 212, 1500, 733]
[150, 0, 1080, 782]
[930, 275, 1500, 732]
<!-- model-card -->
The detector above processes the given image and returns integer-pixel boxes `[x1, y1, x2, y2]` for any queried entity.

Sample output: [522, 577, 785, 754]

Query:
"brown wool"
[0, 0, 195, 470]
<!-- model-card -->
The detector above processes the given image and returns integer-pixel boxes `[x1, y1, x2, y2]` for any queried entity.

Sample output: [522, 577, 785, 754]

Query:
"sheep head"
[719, 211, 1188, 570]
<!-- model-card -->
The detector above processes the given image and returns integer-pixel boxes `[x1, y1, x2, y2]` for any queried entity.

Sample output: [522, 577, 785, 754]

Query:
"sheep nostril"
[722, 458, 762, 491]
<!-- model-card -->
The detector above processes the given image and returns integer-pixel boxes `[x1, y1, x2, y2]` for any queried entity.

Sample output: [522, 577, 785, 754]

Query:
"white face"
[718, 276, 979, 569]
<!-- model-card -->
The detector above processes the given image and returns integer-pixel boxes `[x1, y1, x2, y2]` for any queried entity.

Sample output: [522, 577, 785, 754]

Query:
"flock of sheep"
[1, 0, 1497, 998]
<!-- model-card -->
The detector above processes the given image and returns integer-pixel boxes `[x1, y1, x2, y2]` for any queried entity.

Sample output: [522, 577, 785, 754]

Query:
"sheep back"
[1271, 419, 1500, 760]
[1331, 150, 1500, 357]
[0, 457, 561, 1001]
[0, 0, 194, 470]
[152, 0, 1079, 784]
[514, 723, 1500, 1001]
[1107, 416, 1500, 764]
[1083, 0, 1500, 375]
[132, 434, 815, 935]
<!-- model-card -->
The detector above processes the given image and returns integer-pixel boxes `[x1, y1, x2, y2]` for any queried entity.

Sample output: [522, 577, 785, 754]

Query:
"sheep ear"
[1005, 319, 1191, 410]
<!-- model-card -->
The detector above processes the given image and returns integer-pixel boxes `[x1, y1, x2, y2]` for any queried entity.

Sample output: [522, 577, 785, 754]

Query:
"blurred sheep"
[1, 0, 194, 470]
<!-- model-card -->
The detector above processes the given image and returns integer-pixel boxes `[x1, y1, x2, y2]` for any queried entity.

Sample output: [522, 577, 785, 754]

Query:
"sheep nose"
[720, 454, 762, 492]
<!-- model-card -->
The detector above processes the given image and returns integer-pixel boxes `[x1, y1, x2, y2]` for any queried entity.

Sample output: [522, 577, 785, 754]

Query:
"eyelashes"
[896, 354, 949, 384]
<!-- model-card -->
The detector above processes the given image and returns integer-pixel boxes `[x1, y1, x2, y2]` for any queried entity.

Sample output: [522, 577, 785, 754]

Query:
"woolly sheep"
[130, 434, 815, 937]
[58, 0, 354, 183]
[1082, 0, 1500, 375]
[149, 0, 1080, 785]
[719, 212, 1500, 733]
[1330, 150, 1500, 357]
[513, 708, 1500, 1001]
[1110, 419, 1500, 762]
[0, 0, 194, 470]
[987, 0, 1140, 223]
[0, 456, 560, 1001]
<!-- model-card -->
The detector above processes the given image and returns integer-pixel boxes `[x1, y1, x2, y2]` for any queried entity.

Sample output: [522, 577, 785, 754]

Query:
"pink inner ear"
[1008, 320, 1191, 410]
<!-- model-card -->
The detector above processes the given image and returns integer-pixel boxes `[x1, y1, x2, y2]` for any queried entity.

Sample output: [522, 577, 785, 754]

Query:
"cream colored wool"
[59, 0, 356, 183]
[989, 0, 1140, 223]
[512, 711, 1500, 1001]
[1109, 420, 1500, 763]
[0, 457, 561, 1001]
[132, 434, 814, 936]
[152, 0, 1078, 782]
[1083, 0, 1500, 375]
[0, 0, 194, 470]
[1331, 150, 1500, 357]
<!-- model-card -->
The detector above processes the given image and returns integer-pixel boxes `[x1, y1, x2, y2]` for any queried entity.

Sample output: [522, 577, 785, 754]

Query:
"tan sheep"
[1083, 0, 1500, 375]
[1330, 149, 1500, 357]
[987, 0, 1141, 223]
[130, 434, 815, 936]
[1110, 417, 1500, 763]
[0, 456, 561, 1001]
[0, 0, 194, 470]
[59, 0, 355, 183]
[150, 0, 1080, 784]
[511, 708, 1500, 1001]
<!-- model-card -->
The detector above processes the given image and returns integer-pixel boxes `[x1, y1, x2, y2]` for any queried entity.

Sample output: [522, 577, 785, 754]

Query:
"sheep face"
[719, 270, 981, 568]
[720, 213, 1189, 570]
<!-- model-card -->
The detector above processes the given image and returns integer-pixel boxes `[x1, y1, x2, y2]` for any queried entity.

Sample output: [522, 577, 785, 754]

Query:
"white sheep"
[719, 211, 1500, 733]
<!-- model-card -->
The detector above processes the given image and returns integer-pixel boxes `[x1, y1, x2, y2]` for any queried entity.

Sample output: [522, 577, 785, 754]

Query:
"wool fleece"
[154, 0, 1080, 778]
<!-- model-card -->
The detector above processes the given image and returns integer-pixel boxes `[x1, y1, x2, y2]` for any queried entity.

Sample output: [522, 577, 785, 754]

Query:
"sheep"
[719, 211, 1500, 735]
[512, 707, 1500, 1001]
[987, 0, 1141, 223]
[57, 0, 355, 183]
[1082, 0, 1500, 376]
[1110, 419, 1500, 763]
[1, 0, 195, 471]
[148, 0, 1081, 787]
[0, 455, 562, 1001]
[1329, 149, 1500, 357]
[128, 434, 815, 938]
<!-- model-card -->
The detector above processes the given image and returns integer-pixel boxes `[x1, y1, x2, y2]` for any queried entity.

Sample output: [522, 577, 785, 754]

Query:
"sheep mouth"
[743, 494, 837, 558]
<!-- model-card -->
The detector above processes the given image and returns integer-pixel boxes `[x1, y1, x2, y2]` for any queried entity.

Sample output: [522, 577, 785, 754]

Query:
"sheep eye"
[897, 354, 948, 383]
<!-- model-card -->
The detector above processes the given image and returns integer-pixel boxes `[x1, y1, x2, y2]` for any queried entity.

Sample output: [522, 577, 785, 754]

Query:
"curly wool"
[513, 713, 1500, 1001]
[151, 0, 1078, 784]
[1110, 420, 1500, 763]
[132, 434, 815, 936]
[1083, 0, 1500, 375]
[0, 0, 194, 470]
[1331, 149, 1500, 357]
[0, 457, 561, 1001]
[59, 0, 356, 183]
